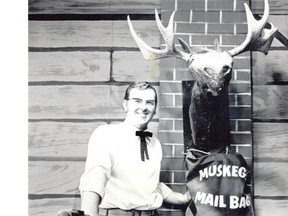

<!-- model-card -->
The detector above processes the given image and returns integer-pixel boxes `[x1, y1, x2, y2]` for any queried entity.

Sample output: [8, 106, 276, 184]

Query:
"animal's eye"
[222, 66, 230, 73]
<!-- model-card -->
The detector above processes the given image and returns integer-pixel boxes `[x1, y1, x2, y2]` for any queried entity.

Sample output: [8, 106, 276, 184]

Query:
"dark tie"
[136, 131, 153, 161]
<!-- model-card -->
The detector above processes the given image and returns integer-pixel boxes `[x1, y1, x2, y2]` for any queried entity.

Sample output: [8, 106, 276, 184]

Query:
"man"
[79, 81, 190, 216]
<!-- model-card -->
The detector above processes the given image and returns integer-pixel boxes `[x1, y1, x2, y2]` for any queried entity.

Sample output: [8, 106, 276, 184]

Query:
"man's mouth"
[137, 112, 148, 117]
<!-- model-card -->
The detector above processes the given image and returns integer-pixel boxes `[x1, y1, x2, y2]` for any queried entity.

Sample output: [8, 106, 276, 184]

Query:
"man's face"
[123, 88, 157, 130]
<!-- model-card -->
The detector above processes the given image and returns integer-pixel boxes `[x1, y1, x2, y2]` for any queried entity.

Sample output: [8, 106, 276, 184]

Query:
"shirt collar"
[122, 121, 152, 145]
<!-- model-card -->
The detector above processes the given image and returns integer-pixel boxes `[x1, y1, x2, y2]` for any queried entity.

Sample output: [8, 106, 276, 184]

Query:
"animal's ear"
[178, 38, 191, 53]
[214, 39, 222, 52]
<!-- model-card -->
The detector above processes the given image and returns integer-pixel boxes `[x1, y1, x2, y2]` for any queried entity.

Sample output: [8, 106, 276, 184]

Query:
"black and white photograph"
[27, 0, 287, 215]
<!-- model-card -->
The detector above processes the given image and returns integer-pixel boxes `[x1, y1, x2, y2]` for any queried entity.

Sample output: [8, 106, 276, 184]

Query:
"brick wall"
[158, 0, 253, 212]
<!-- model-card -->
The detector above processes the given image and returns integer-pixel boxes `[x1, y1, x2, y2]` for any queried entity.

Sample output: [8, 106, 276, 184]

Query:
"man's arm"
[81, 191, 101, 216]
[158, 182, 191, 205]
[164, 191, 191, 205]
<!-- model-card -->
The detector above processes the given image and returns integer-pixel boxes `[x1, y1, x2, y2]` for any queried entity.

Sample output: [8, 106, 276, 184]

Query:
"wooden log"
[254, 162, 288, 196]
[253, 85, 288, 120]
[29, 198, 81, 216]
[29, 85, 120, 119]
[29, 52, 110, 82]
[29, 21, 113, 48]
[28, 122, 104, 157]
[29, 161, 84, 194]
[113, 51, 159, 82]
[29, 21, 160, 48]
[253, 123, 288, 159]
[29, 85, 159, 119]
[29, 121, 159, 157]
[254, 199, 288, 216]
[29, 0, 161, 14]
[252, 51, 288, 85]
[251, 0, 288, 15]
[29, 51, 159, 82]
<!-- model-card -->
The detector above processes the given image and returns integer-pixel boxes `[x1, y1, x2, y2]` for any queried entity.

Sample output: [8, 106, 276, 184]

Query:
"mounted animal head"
[127, 0, 277, 96]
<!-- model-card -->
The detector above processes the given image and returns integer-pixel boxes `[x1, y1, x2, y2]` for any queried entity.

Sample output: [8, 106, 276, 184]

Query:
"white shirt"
[79, 122, 172, 210]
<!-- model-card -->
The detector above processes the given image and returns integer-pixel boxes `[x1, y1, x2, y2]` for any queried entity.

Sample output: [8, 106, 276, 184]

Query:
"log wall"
[28, 0, 288, 215]
[252, 11, 288, 215]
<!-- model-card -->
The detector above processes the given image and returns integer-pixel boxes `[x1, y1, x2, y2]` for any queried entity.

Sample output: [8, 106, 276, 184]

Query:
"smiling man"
[79, 81, 190, 216]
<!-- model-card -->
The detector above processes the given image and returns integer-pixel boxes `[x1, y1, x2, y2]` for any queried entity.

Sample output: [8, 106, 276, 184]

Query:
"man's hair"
[124, 81, 157, 105]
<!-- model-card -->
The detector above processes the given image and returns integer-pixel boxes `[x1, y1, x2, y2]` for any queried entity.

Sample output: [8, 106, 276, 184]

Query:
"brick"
[160, 82, 183, 93]
[177, 0, 205, 10]
[234, 58, 250, 69]
[159, 94, 174, 107]
[161, 0, 176, 11]
[207, 23, 234, 34]
[237, 94, 251, 105]
[175, 69, 194, 81]
[236, 23, 248, 34]
[159, 107, 183, 118]
[175, 57, 188, 69]
[159, 119, 174, 130]
[162, 144, 174, 157]
[229, 83, 250, 93]
[192, 11, 220, 23]
[222, 34, 246, 46]
[176, 35, 190, 46]
[222, 11, 247, 23]
[176, 23, 205, 34]
[161, 11, 174, 23]
[175, 119, 184, 131]
[174, 171, 186, 183]
[238, 120, 252, 131]
[229, 107, 251, 119]
[161, 158, 186, 170]
[159, 131, 184, 143]
[230, 133, 252, 144]
[174, 145, 185, 157]
[159, 57, 175, 69]
[175, 94, 183, 107]
[159, 69, 174, 81]
[192, 35, 220, 45]
[235, 0, 249, 11]
[160, 170, 172, 183]
[207, 0, 234, 10]
[175, 11, 191, 22]
[236, 70, 250, 81]
[238, 146, 253, 158]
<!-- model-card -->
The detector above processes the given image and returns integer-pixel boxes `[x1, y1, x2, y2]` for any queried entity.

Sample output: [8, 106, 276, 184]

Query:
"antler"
[228, 0, 277, 56]
[127, 9, 190, 61]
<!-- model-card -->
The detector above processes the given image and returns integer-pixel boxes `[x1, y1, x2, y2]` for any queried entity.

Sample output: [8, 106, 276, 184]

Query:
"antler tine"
[155, 9, 174, 52]
[127, 10, 190, 61]
[228, 0, 277, 57]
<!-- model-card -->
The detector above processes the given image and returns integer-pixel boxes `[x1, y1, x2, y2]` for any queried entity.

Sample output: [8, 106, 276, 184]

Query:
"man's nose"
[139, 101, 148, 110]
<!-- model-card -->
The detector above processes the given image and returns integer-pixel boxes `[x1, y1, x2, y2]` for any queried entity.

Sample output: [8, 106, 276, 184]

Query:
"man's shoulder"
[93, 122, 123, 133]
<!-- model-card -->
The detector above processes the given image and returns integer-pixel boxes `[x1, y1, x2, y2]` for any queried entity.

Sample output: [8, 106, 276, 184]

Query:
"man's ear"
[123, 100, 128, 112]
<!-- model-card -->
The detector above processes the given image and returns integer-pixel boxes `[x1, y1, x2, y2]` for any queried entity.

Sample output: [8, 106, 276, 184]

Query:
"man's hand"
[57, 209, 86, 216]
[164, 190, 192, 205]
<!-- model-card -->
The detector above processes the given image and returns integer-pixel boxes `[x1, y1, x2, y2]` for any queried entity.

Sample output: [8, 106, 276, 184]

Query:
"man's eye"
[147, 101, 155, 106]
[134, 99, 142, 103]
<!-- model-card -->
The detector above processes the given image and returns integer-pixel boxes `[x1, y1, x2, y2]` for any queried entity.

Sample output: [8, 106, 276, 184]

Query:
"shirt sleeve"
[157, 182, 173, 199]
[79, 124, 114, 198]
